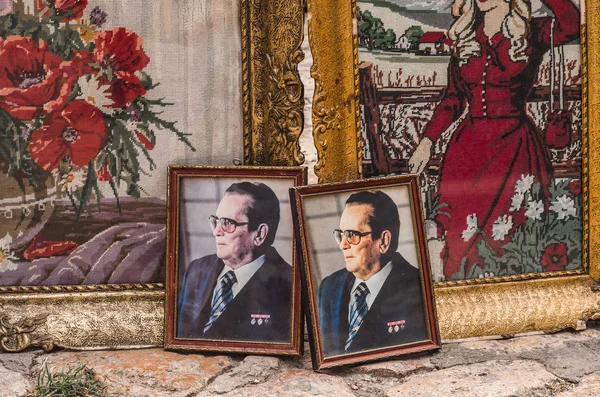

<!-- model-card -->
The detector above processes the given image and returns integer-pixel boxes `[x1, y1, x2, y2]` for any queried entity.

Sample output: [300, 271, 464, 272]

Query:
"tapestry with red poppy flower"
[0, 0, 194, 216]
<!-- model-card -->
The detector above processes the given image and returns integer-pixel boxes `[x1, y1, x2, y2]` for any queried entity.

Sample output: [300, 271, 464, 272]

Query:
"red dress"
[423, 0, 580, 280]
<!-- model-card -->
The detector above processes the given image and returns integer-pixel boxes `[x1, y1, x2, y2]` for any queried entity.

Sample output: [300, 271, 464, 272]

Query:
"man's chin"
[345, 262, 357, 273]
[215, 246, 228, 259]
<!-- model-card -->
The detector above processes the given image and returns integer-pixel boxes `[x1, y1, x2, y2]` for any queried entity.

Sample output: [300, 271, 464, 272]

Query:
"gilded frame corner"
[0, 0, 305, 353]
[307, 0, 600, 339]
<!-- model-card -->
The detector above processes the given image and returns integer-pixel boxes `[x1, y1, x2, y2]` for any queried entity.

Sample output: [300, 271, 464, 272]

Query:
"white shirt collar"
[216, 254, 266, 297]
[350, 261, 393, 309]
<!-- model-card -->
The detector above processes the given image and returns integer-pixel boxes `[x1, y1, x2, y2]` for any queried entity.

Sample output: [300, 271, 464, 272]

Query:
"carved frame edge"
[243, 0, 305, 166]
[0, 291, 164, 352]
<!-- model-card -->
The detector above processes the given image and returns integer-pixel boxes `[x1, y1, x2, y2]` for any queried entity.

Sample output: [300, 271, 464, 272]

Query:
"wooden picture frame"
[164, 166, 306, 356]
[0, 0, 304, 352]
[307, 0, 600, 339]
[291, 175, 440, 370]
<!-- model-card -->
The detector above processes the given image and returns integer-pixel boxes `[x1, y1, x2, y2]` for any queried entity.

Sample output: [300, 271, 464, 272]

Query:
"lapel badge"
[251, 314, 270, 325]
[387, 320, 406, 333]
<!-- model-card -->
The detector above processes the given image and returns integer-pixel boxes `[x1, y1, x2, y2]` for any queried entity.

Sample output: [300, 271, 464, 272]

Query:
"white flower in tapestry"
[357, 0, 583, 281]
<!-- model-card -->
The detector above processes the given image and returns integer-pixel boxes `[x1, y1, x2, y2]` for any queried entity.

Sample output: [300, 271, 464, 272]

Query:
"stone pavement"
[2, 321, 600, 397]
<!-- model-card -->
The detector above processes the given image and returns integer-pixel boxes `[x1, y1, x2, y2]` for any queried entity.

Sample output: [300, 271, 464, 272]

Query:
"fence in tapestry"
[0, 0, 193, 286]
[357, 0, 583, 281]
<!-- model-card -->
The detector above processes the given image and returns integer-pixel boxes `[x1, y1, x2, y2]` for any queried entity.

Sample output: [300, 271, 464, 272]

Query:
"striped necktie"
[204, 270, 237, 334]
[345, 282, 370, 352]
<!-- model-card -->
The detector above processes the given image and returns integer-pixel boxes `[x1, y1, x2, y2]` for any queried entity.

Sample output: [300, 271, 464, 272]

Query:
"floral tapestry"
[0, 0, 244, 286]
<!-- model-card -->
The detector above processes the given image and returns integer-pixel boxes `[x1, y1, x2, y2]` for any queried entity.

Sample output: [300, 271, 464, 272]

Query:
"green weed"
[25, 360, 107, 397]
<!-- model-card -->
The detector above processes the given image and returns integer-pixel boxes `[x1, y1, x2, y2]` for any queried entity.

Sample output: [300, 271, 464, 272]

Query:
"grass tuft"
[24, 359, 107, 397]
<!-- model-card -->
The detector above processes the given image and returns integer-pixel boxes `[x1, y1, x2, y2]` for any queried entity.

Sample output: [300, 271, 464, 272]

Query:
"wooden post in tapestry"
[359, 62, 390, 175]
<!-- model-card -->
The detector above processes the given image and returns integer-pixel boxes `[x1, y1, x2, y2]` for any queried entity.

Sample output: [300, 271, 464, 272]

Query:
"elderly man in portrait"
[177, 182, 291, 342]
[318, 190, 429, 356]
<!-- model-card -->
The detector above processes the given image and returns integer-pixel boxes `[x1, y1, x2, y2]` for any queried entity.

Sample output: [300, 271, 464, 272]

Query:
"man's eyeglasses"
[333, 229, 372, 245]
[209, 215, 249, 233]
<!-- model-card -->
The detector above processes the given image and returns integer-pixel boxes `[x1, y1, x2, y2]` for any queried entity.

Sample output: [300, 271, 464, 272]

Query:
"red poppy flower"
[59, 50, 93, 77]
[569, 179, 581, 196]
[0, 36, 66, 120]
[106, 71, 146, 108]
[96, 163, 111, 182]
[28, 100, 107, 171]
[44, 50, 95, 113]
[135, 130, 154, 150]
[23, 235, 79, 261]
[540, 242, 568, 272]
[36, 0, 87, 22]
[93, 28, 150, 75]
[92, 28, 149, 107]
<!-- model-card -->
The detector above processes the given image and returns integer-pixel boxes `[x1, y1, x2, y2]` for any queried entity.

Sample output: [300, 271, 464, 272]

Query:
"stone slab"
[202, 355, 280, 395]
[432, 327, 600, 383]
[350, 354, 435, 378]
[519, 342, 600, 383]
[32, 348, 233, 397]
[0, 350, 40, 375]
[216, 368, 356, 397]
[0, 364, 32, 397]
[384, 360, 560, 397]
[557, 371, 600, 397]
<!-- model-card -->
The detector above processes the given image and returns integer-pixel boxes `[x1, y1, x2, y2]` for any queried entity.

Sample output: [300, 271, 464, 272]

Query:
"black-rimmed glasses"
[209, 215, 249, 233]
[333, 229, 372, 245]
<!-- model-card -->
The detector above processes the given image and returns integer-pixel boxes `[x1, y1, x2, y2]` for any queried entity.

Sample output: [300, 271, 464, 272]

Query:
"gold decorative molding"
[312, 79, 341, 177]
[265, 50, 305, 165]
[435, 276, 599, 339]
[0, 291, 164, 352]
[244, 0, 305, 166]
[308, 0, 362, 182]
[242, 0, 252, 165]
[0, 283, 166, 351]
[308, 0, 600, 337]
[586, 1, 600, 282]
[0, 314, 53, 353]
[0, 283, 165, 294]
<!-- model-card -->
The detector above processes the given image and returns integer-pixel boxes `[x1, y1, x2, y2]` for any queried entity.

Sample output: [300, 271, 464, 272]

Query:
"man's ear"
[379, 230, 391, 254]
[253, 223, 269, 246]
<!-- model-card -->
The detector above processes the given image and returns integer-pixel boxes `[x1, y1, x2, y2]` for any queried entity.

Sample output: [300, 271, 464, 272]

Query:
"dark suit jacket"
[177, 247, 292, 342]
[317, 252, 429, 356]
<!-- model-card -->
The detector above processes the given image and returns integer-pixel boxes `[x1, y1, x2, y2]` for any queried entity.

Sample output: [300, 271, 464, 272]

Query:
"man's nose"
[212, 221, 224, 236]
[339, 235, 350, 250]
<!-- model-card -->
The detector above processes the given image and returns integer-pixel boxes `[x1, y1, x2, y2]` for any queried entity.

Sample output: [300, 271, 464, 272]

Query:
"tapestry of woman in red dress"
[408, 0, 580, 280]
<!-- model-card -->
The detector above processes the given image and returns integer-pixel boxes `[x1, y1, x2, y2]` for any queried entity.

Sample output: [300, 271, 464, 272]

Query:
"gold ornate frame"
[307, 0, 600, 338]
[243, 0, 306, 167]
[0, 0, 304, 352]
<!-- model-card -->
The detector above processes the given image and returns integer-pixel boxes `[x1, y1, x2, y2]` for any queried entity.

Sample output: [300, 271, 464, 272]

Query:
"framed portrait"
[0, 0, 304, 352]
[292, 175, 440, 370]
[307, 0, 600, 339]
[164, 166, 306, 355]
